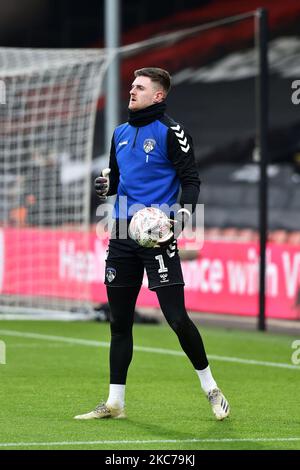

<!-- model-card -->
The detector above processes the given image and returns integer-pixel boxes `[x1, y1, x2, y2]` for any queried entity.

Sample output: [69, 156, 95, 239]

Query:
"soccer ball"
[129, 207, 173, 248]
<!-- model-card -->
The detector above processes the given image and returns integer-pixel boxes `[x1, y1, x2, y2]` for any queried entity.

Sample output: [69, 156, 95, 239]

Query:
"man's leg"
[74, 235, 143, 420]
[102, 237, 143, 414]
[106, 285, 141, 405]
[156, 284, 230, 420]
[74, 285, 140, 420]
[155, 285, 209, 370]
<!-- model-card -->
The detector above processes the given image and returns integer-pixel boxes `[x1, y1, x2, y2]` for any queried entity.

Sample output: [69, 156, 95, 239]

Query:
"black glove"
[155, 208, 191, 248]
[154, 228, 174, 248]
[173, 208, 191, 239]
[94, 168, 111, 201]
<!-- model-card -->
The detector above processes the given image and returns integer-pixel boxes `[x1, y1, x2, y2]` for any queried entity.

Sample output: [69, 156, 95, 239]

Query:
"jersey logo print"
[170, 124, 190, 153]
[167, 240, 176, 258]
[143, 138, 156, 153]
[106, 267, 116, 282]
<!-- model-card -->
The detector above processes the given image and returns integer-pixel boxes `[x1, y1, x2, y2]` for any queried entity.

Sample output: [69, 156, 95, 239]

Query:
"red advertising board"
[1, 228, 299, 319]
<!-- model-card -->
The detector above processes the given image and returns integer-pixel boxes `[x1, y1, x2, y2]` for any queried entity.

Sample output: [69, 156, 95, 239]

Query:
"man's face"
[129, 76, 164, 111]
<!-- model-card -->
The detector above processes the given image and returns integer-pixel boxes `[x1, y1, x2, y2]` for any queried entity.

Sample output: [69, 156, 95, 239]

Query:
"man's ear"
[153, 90, 164, 103]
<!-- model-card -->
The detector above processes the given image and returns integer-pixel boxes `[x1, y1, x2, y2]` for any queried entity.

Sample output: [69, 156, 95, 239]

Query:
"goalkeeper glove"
[94, 168, 111, 201]
[155, 208, 191, 248]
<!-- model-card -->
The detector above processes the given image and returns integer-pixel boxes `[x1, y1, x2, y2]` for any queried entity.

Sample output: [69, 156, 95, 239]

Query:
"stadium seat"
[204, 228, 222, 240]
[221, 228, 239, 241]
[237, 229, 257, 242]
[268, 230, 288, 244]
[287, 231, 300, 245]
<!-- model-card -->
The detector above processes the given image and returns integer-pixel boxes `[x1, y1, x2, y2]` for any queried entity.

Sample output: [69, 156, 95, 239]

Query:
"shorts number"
[155, 254, 168, 273]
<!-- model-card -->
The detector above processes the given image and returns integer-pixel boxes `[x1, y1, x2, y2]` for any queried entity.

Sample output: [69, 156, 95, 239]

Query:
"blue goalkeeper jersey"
[106, 102, 200, 219]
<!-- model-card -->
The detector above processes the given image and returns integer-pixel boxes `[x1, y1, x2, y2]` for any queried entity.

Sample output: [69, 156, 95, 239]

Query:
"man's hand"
[153, 229, 174, 248]
[172, 208, 191, 239]
[94, 168, 111, 201]
[155, 208, 191, 248]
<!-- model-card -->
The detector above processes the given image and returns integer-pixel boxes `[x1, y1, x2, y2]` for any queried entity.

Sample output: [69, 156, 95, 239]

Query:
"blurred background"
[0, 0, 300, 323]
[1, 3, 300, 453]
[1, 2, 300, 451]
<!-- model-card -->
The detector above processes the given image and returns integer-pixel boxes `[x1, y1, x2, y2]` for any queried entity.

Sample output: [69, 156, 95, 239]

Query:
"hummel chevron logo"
[170, 125, 190, 153]
[174, 129, 185, 139]
[167, 241, 176, 258]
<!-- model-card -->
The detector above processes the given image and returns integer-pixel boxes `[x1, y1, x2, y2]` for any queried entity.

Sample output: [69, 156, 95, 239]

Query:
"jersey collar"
[128, 102, 166, 127]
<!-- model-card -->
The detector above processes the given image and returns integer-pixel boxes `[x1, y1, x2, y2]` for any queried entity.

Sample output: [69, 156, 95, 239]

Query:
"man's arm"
[106, 135, 120, 196]
[94, 134, 120, 200]
[155, 124, 200, 247]
[167, 124, 201, 213]
[168, 124, 200, 238]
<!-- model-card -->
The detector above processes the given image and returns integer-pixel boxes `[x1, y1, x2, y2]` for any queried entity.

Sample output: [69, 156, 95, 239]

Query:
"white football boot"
[207, 388, 230, 420]
[74, 402, 126, 420]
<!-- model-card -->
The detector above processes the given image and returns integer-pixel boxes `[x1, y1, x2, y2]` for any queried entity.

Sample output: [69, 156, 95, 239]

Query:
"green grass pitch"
[0, 319, 299, 450]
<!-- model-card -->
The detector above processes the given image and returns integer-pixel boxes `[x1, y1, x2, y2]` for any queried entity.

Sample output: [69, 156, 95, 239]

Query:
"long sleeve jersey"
[107, 102, 200, 219]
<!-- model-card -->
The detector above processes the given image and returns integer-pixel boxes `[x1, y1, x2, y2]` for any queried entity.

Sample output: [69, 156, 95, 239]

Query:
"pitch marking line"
[0, 437, 300, 447]
[0, 329, 299, 370]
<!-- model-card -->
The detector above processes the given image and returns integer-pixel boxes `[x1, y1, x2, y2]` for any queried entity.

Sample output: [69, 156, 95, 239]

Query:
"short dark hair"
[134, 67, 171, 94]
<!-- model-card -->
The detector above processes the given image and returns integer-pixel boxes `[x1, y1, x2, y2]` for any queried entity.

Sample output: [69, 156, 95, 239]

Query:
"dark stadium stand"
[200, 163, 300, 233]
[82, 1, 300, 240]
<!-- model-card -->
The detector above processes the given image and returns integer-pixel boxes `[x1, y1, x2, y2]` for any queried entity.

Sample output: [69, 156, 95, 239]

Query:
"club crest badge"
[106, 267, 116, 283]
[143, 139, 156, 153]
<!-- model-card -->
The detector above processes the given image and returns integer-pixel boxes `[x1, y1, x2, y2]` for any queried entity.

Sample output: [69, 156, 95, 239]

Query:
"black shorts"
[105, 236, 184, 290]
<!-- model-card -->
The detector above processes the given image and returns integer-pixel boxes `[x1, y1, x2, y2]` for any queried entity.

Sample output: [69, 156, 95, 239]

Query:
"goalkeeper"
[75, 67, 230, 421]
